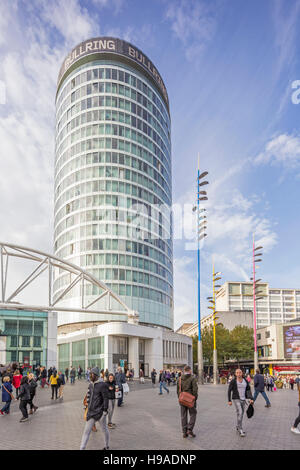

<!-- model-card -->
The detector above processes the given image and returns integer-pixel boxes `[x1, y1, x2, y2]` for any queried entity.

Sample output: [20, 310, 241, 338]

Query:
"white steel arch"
[0, 242, 138, 322]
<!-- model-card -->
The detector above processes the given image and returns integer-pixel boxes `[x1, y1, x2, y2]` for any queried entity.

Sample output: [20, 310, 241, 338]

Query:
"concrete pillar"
[47, 311, 57, 369]
[104, 335, 113, 372]
[128, 337, 139, 378]
[145, 337, 163, 373]
[0, 335, 6, 365]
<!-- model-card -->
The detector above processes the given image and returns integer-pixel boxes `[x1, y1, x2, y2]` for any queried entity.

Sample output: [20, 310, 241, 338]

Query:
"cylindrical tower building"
[54, 38, 173, 330]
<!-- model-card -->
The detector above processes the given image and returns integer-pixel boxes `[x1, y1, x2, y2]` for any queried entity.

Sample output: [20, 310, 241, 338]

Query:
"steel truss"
[0, 242, 136, 321]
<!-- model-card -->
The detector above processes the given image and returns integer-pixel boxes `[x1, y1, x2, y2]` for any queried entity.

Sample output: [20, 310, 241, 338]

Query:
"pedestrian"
[107, 373, 117, 429]
[49, 370, 59, 399]
[78, 365, 83, 380]
[228, 368, 254, 437]
[48, 367, 53, 382]
[58, 371, 65, 399]
[0, 375, 14, 415]
[12, 369, 22, 398]
[28, 373, 38, 414]
[100, 369, 105, 382]
[17, 376, 31, 422]
[158, 370, 169, 395]
[80, 367, 109, 450]
[151, 368, 157, 387]
[104, 369, 109, 382]
[291, 378, 300, 434]
[290, 377, 295, 391]
[139, 368, 144, 384]
[115, 367, 126, 407]
[70, 367, 76, 385]
[40, 366, 48, 388]
[177, 365, 198, 438]
[253, 369, 271, 408]
[65, 367, 69, 382]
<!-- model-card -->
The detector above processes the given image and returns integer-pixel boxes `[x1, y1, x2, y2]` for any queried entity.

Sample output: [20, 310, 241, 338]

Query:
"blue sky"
[1, 0, 300, 328]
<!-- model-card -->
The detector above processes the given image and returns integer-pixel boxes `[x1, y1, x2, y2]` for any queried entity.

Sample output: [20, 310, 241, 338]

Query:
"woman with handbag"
[0, 375, 14, 415]
[177, 365, 198, 438]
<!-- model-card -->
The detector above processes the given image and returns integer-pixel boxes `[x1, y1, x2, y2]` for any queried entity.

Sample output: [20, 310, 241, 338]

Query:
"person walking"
[0, 375, 14, 415]
[78, 366, 83, 380]
[107, 373, 116, 429]
[253, 369, 271, 408]
[58, 371, 66, 399]
[17, 376, 31, 422]
[151, 369, 157, 388]
[65, 367, 69, 382]
[12, 369, 22, 399]
[115, 367, 126, 407]
[80, 367, 109, 450]
[70, 367, 76, 385]
[158, 370, 169, 395]
[49, 370, 59, 400]
[290, 377, 295, 391]
[291, 379, 300, 434]
[177, 365, 198, 438]
[28, 373, 38, 414]
[228, 368, 254, 437]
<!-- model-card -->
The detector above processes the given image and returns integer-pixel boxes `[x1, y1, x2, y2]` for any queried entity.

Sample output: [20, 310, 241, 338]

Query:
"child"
[0, 376, 14, 415]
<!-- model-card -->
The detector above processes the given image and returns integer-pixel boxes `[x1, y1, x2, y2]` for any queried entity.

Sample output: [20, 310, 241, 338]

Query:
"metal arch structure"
[0, 242, 138, 322]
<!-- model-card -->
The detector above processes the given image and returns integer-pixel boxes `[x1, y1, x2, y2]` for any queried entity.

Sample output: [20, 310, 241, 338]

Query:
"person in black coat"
[17, 376, 31, 422]
[228, 369, 253, 437]
[80, 367, 109, 450]
[107, 373, 117, 429]
[253, 370, 271, 407]
[28, 373, 38, 414]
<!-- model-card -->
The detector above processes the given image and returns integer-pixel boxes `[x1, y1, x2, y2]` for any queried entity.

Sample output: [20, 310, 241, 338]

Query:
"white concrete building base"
[57, 321, 192, 375]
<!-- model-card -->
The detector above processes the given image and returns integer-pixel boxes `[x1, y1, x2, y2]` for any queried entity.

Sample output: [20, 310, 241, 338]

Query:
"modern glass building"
[0, 309, 57, 368]
[54, 38, 173, 330]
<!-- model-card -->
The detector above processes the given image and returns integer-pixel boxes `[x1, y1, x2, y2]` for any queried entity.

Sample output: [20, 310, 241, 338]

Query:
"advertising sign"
[57, 37, 169, 108]
[283, 324, 300, 359]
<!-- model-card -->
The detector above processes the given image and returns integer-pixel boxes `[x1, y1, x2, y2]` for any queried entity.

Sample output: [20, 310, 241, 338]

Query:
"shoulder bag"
[2, 384, 15, 400]
[178, 377, 196, 408]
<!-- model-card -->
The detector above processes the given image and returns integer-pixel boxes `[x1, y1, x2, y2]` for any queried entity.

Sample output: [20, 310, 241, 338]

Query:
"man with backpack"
[177, 365, 198, 438]
[158, 370, 169, 395]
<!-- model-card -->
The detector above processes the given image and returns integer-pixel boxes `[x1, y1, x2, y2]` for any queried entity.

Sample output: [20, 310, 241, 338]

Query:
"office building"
[216, 282, 300, 329]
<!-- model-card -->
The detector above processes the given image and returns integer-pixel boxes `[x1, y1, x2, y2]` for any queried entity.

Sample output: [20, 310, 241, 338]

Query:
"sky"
[1, 0, 300, 329]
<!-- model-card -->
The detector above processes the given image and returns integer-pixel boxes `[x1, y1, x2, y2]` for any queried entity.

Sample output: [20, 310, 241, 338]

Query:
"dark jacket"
[29, 378, 38, 397]
[18, 383, 31, 401]
[228, 378, 253, 401]
[159, 372, 166, 382]
[254, 374, 265, 392]
[86, 379, 108, 421]
[107, 380, 116, 400]
[177, 373, 198, 400]
[58, 373, 65, 386]
[115, 372, 126, 387]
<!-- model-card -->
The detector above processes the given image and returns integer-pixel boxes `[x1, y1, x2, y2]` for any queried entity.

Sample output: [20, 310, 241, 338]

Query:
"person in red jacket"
[12, 370, 22, 398]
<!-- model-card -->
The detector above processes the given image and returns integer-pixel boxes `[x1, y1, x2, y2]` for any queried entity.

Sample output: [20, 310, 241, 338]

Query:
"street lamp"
[193, 165, 209, 384]
[252, 236, 263, 372]
[207, 266, 222, 385]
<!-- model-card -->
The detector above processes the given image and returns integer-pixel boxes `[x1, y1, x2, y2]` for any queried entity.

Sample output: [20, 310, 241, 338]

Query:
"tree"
[230, 325, 254, 365]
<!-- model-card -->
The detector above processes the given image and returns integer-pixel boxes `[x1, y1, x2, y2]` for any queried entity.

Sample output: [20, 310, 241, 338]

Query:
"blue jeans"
[159, 381, 169, 394]
[70, 376, 75, 384]
[253, 389, 270, 405]
[1, 400, 11, 414]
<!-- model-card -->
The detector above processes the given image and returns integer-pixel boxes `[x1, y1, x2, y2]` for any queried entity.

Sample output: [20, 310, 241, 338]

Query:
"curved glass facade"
[54, 40, 173, 329]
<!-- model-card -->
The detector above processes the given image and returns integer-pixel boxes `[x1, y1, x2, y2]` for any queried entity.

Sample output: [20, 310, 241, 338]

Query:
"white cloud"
[40, 0, 98, 47]
[255, 133, 300, 167]
[164, 0, 219, 60]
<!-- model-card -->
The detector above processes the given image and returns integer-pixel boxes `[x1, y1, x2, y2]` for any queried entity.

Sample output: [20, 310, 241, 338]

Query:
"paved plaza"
[0, 380, 299, 450]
